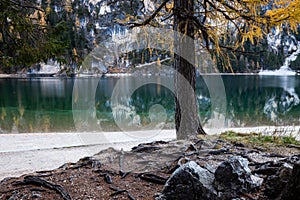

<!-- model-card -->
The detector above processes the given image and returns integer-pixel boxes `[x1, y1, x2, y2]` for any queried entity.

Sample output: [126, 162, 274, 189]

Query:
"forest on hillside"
[1, 0, 300, 74]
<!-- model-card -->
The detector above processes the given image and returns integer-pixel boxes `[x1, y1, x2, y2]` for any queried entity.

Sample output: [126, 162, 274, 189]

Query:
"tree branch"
[205, 0, 242, 34]
[128, 0, 171, 28]
[7, 0, 43, 12]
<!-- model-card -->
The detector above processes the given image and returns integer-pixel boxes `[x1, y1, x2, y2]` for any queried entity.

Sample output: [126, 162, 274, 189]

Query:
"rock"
[287, 154, 300, 164]
[280, 161, 300, 200]
[214, 156, 263, 198]
[157, 161, 217, 200]
[104, 174, 113, 184]
[264, 162, 293, 198]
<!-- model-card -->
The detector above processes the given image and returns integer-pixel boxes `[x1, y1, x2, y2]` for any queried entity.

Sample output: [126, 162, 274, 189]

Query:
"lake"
[0, 75, 299, 133]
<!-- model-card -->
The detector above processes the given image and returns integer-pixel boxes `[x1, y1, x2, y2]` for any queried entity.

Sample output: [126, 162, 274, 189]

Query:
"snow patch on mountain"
[260, 26, 299, 75]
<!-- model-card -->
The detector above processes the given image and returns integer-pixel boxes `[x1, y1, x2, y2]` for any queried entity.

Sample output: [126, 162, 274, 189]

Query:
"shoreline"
[0, 130, 176, 180]
[1, 72, 300, 78]
[0, 126, 299, 180]
[1, 126, 299, 153]
[208, 125, 300, 140]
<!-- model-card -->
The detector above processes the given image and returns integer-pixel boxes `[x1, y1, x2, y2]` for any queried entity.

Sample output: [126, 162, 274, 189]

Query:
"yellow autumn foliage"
[130, 0, 300, 69]
[188, 0, 300, 56]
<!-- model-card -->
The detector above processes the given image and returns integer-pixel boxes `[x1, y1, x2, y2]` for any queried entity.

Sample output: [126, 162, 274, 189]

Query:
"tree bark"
[173, 0, 206, 139]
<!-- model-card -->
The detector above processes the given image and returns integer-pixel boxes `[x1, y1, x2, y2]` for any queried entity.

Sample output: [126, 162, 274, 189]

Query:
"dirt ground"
[0, 137, 299, 200]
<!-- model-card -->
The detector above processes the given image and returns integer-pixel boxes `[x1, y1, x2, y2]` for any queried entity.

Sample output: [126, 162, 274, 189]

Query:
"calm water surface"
[0, 75, 299, 133]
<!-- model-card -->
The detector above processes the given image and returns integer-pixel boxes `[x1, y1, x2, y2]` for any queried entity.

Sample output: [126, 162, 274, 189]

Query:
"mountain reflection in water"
[0, 75, 299, 133]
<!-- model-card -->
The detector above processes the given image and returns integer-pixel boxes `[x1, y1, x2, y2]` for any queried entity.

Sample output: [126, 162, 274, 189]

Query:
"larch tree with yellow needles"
[128, 0, 300, 139]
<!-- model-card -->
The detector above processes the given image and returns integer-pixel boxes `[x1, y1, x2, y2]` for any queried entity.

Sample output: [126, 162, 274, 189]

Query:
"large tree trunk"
[173, 0, 206, 139]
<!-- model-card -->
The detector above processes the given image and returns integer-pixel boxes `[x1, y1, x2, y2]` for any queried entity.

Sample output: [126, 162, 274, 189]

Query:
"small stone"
[32, 192, 42, 198]
[92, 160, 101, 170]
[104, 174, 112, 184]
[159, 161, 217, 200]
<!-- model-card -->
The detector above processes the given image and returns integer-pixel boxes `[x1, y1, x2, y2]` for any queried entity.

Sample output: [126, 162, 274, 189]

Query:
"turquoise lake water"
[0, 75, 299, 133]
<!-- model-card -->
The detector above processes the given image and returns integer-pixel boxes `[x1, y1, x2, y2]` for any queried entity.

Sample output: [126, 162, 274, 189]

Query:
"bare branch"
[128, 0, 171, 28]
[161, 13, 173, 22]
[205, 0, 242, 34]
[6, 0, 43, 12]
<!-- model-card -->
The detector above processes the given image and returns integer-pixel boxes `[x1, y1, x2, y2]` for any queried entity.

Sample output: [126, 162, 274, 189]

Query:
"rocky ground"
[0, 133, 299, 200]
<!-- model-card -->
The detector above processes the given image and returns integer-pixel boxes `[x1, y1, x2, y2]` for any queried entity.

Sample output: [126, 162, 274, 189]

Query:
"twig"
[128, 192, 136, 200]
[128, 0, 171, 28]
[287, 144, 300, 149]
[131, 145, 161, 153]
[16, 176, 71, 200]
[109, 185, 135, 199]
[161, 13, 174, 22]
[208, 147, 229, 155]
[138, 173, 167, 184]
[110, 189, 127, 196]
[121, 171, 131, 179]
[119, 148, 125, 175]
[266, 153, 285, 158]
[8, 0, 44, 11]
